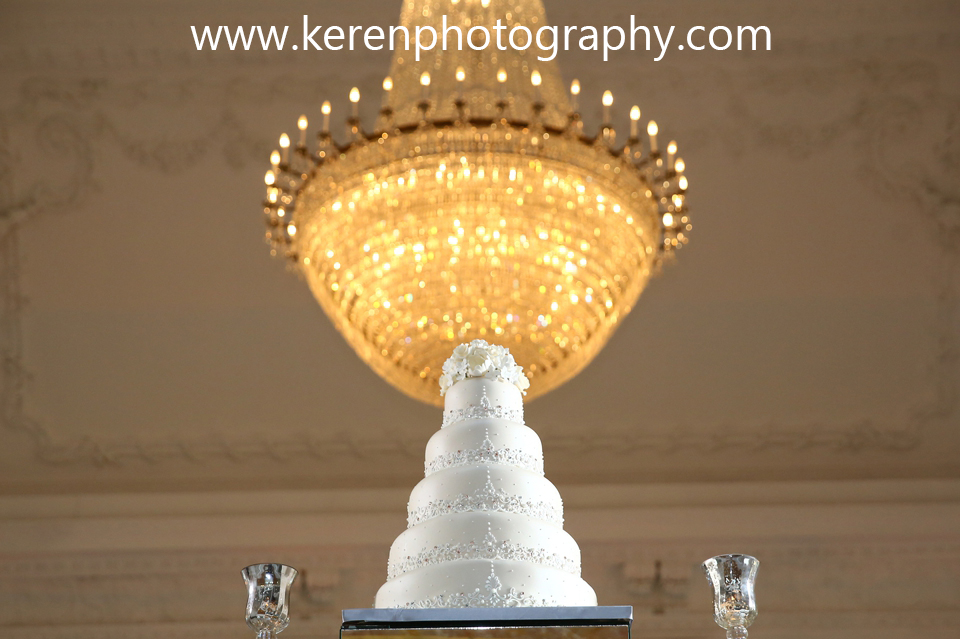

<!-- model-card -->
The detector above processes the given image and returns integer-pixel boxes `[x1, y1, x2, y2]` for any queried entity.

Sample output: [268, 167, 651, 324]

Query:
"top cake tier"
[442, 378, 524, 429]
[444, 377, 522, 413]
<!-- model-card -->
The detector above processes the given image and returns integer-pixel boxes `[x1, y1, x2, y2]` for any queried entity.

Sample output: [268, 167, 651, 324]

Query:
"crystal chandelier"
[261, 0, 691, 406]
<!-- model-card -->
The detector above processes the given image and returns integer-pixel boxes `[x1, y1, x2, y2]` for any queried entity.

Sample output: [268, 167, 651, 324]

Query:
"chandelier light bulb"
[298, 115, 308, 145]
[497, 68, 507, 83]
[679, 175, 689, 190]
[264, 170, 275, 186]
[570, 79, 580, 95]
[662, 212, 674, 227]
[270, 150, 281, 168]
[419, 71, 431, 103]
[381, 76, 393, 109]
[321, 100, 331, 133]
[675, 157, 685, 173]
[481, 0, 490, 8]
[570, 78, 580, 112]
[279, 133, 290, 163]
[667, 140, 677, 156]
[531, 69, 542, 87]
[349, 87, 360, 118]
[455, 66, 466, 82]
[629, 105, 641, 138]
[286, 223, 297, 236]
[602, 90, 613, 125]
[647, 120, 659, 152]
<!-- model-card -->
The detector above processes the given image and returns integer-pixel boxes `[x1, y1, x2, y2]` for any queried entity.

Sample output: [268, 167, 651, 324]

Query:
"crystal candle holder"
[702, 554, 759, 639]
[242, 563, 298, 639]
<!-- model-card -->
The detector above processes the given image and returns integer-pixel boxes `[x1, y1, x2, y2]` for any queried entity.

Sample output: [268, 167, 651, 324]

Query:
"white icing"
[425, 419, 545, 476]
[375, 370, 597, 608]
[442, 378, 524, 428]
[376, 560, 597, 608]
[407, 465, 563, 527]
[387, 512, 581, 579]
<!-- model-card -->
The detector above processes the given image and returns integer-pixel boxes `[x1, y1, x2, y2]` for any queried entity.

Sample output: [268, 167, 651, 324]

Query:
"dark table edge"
[341, 606, 634, 630]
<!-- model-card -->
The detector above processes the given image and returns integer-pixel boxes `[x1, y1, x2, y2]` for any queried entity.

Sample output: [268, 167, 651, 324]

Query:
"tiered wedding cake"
[375, 340, 597, 608]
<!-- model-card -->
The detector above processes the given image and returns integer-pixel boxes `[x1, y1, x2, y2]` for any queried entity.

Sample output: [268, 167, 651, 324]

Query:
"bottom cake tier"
[374, 558, 598, 608]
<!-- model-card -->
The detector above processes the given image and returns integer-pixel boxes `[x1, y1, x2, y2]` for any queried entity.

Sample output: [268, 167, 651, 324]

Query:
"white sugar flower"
[438, 339, 529, 395]
[515, 373, 530, 391]
[438, 372, 454, 394]
[465, 351, 491, 376]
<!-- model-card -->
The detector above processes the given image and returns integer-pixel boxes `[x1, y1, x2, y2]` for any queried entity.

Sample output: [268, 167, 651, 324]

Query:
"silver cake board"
[341, 607, 633, 639]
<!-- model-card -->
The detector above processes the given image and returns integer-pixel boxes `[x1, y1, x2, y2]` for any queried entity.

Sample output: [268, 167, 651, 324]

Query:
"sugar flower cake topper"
[439, 339, 531, 396]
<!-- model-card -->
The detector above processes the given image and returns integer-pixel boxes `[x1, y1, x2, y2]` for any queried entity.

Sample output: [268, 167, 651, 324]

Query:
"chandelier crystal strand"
[261, 0, 691, 406]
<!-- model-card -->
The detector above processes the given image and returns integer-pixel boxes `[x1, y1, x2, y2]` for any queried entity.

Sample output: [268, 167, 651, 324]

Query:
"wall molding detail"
[0, 4, 957, 469]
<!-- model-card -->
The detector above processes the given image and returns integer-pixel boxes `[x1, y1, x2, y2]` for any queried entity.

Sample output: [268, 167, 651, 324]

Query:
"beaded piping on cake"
[425, 434, 544, 476]
[442, 393, 524, 429]
[387, 526, 579, 579]
[397, 564, 560, 609]
[401, 589, 559, 608]
[407, 475, 563, 527]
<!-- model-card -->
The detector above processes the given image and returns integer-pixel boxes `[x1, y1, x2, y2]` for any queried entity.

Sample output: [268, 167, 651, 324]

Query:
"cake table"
[341, 606, 633, 639]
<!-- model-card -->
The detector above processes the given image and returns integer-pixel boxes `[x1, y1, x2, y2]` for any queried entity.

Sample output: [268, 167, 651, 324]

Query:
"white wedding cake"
[375, 340, 597, 608]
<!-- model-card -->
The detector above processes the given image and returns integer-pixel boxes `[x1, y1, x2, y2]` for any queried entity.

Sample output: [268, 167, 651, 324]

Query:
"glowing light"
[259, 0, 691, 406]
[647, 121, 658, 136]
[675, 158, 685, 173]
